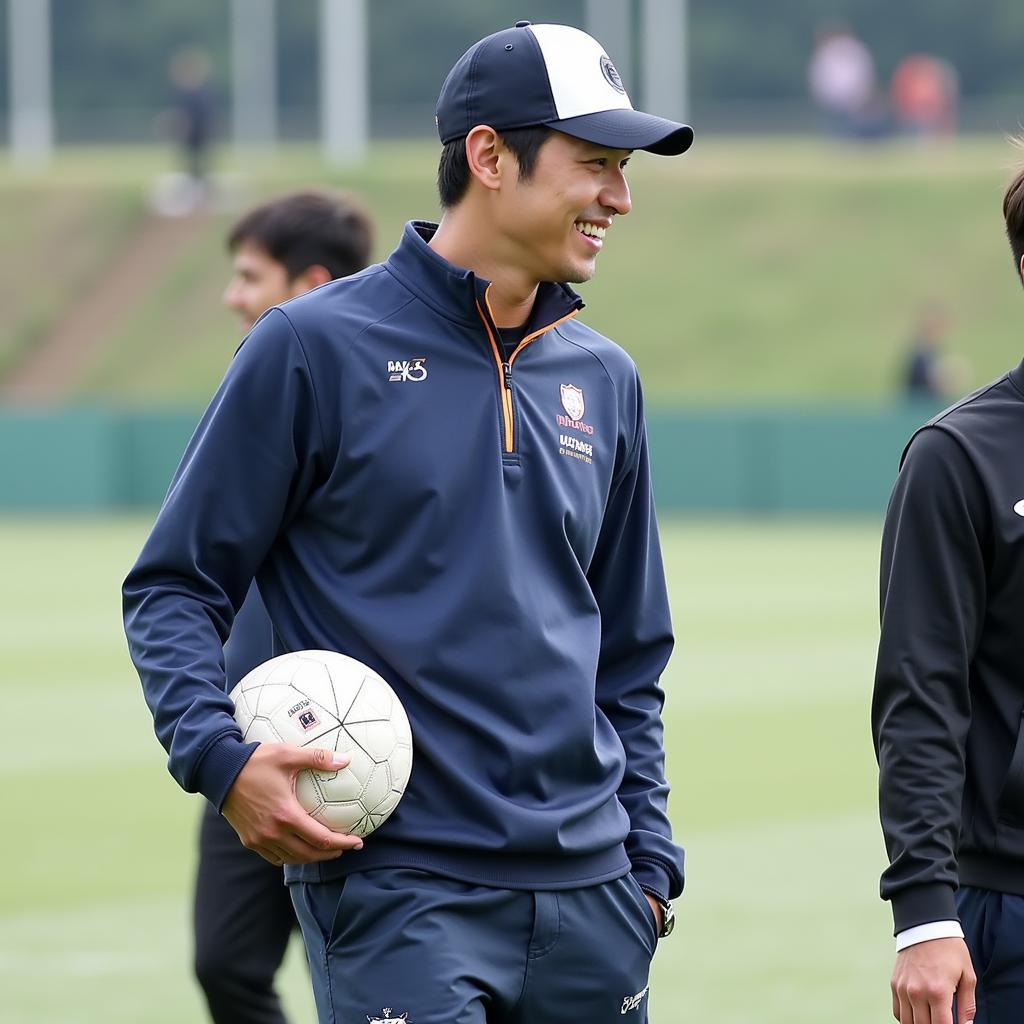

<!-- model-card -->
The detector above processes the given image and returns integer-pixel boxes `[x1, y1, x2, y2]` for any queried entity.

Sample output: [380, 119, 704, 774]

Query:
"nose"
[601, 169, 631, 217]
[223, 279, 242, 311]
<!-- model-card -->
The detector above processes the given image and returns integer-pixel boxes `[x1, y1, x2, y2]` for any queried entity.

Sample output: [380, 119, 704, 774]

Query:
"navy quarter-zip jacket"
[123, 222, 683, 901]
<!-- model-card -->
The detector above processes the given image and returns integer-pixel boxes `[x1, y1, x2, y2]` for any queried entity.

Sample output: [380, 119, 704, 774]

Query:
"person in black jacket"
[873, 161, 1024, 1024]
[195, 191, 373, 1024]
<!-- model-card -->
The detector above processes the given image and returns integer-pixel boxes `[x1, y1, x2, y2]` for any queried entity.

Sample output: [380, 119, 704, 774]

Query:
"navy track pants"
[289, 867, 659, 1023]
[958, 885, 1024, 1024]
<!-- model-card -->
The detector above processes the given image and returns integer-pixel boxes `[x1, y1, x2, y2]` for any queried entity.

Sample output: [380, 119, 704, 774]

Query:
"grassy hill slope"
[2, 138, 1022, 406]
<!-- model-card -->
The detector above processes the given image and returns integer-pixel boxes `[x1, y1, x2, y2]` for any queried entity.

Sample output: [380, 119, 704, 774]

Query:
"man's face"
[223, 240, 299, 333]
[494, 132, 632, 285]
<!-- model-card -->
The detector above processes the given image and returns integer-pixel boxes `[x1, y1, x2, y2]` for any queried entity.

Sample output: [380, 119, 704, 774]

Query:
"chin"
[560, 262, 597, 285]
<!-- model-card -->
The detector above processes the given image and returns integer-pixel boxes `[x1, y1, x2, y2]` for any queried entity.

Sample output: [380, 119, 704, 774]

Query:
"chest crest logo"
[560, 384, 585, 422]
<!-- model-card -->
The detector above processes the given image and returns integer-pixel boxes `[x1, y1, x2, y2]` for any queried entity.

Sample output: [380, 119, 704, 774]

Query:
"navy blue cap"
[435, 22, 693, 156]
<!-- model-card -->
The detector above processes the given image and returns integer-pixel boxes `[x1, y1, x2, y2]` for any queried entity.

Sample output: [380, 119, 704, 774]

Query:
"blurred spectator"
[891, 55, 959, 138]
[808, 23, 886, 139]
[902, 305, 967, 400]
[194, 190, 374, 1024]
[169, 48, 216, 182]
[157, 48, 217, 212]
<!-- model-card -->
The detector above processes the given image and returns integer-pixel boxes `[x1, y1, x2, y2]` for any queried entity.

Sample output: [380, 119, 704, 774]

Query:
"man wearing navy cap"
[124, 22, 691, 1024]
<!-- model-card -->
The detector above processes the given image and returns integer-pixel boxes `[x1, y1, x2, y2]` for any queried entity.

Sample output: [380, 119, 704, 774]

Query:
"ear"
[1019, 252, 1024, 283]
[290, 264, 332, 295]
[464, 125, 505, 193]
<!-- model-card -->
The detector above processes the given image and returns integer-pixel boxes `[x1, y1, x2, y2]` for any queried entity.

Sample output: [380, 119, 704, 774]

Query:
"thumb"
[957, 970, 977, 1024]
[290, 746, 350, 772]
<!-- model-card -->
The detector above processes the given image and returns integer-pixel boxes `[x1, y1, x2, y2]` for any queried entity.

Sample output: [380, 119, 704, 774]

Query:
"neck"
[430, 207, 537, 328]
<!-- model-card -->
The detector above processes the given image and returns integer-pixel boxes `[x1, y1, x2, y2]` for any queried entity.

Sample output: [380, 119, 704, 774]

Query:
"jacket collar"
[1009, 358, 1024, 398]
[385, 221, 584, 334]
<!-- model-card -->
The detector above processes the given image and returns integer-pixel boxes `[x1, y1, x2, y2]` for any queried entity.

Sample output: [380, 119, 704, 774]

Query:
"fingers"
[902, 981, 953, 1024]
[223, 743, 363, 865]
[288, 814, 365, 855]
[266, 844, 291, 867]
[247, 822, 363, 865]
[956, 966, 977, 1024]
[891, 938, 974, 1024]
[896, 991, 914, 1024]
[250, 809, 364, 864]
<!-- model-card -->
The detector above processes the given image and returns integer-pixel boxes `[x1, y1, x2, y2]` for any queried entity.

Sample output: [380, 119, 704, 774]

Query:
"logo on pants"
[368, 1011, 409, 1023]
[621, 984, 648, 1013]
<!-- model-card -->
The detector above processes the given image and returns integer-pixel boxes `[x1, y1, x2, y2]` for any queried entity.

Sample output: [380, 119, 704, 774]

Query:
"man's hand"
[891, 937, 976, 1024]
[222, 743, 365, 865]
[645, 893, 664, 935]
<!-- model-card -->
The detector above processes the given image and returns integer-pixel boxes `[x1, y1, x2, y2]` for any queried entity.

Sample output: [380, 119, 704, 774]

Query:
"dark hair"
[228, 191, 373, 280]
[1004, 162, 1024, 287]
[437, 126, 553, 209]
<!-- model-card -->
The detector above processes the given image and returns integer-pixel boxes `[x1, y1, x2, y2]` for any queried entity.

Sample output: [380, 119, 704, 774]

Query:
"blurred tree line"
[5, 0, 1024, 139]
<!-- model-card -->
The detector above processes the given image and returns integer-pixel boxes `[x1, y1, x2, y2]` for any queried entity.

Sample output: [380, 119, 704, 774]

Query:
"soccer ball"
[229, 650, 413, 837]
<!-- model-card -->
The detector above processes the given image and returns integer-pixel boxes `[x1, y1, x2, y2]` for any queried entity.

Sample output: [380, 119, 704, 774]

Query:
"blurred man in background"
[195, 190, 373, 1024]
[873, 162, 1024, 1024]
[222, 191, 373, 334]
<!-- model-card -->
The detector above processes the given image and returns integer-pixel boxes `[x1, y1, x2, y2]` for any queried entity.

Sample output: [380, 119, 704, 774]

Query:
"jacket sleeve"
[872, 425, 988, 933]
[587, 371, 682, 903]
[122, 309, 327, 809]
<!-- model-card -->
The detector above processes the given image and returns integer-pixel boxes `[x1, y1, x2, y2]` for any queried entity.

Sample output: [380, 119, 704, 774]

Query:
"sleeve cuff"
[896, 920, 964, 951]
[890, 882, 959, 934]
[630, 858, 676, 904]
[192, 733, 260, 810]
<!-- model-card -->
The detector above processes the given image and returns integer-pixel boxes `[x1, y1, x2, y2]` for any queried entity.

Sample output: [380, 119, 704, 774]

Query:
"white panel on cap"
[527, 23, 633, 119]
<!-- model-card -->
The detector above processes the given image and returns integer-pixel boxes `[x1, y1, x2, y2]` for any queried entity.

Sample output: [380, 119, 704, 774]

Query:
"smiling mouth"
[575, 221, 607, 241]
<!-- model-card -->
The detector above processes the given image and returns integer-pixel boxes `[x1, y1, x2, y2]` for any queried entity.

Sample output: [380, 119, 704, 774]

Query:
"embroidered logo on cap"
[600, 55, 626, 93]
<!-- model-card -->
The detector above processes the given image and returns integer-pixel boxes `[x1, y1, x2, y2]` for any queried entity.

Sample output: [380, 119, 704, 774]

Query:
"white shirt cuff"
[895, 920, 964, 951]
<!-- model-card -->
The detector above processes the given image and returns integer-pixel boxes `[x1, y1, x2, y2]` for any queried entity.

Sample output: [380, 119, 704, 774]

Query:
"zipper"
[475, 287, 580, 455]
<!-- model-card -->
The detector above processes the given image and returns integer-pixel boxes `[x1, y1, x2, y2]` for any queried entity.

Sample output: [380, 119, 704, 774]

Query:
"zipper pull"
[502, 362, 513, 388]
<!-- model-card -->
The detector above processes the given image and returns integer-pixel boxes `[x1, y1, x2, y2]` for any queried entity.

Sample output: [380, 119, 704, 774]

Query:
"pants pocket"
[624, 873, 660, 949]
[290, 877, 348, 951]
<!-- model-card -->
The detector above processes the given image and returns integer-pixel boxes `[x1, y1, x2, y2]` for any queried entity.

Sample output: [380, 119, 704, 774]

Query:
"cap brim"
[546, 108, 693, 156]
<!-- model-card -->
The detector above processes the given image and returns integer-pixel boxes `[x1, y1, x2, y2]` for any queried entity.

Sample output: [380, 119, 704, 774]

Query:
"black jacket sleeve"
[872, 425, 989, 933]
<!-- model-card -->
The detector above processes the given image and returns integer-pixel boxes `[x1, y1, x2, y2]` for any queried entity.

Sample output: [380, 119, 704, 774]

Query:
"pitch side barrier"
[0, 405, 942, 514]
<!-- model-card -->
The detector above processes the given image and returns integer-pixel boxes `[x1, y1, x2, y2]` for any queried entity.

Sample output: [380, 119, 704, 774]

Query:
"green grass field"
[3, 137, 1024, 405]
[0, 515, 893, 1023]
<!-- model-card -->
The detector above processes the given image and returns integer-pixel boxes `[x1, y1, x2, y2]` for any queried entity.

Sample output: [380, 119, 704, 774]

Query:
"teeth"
[576, 222, 606, 239]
